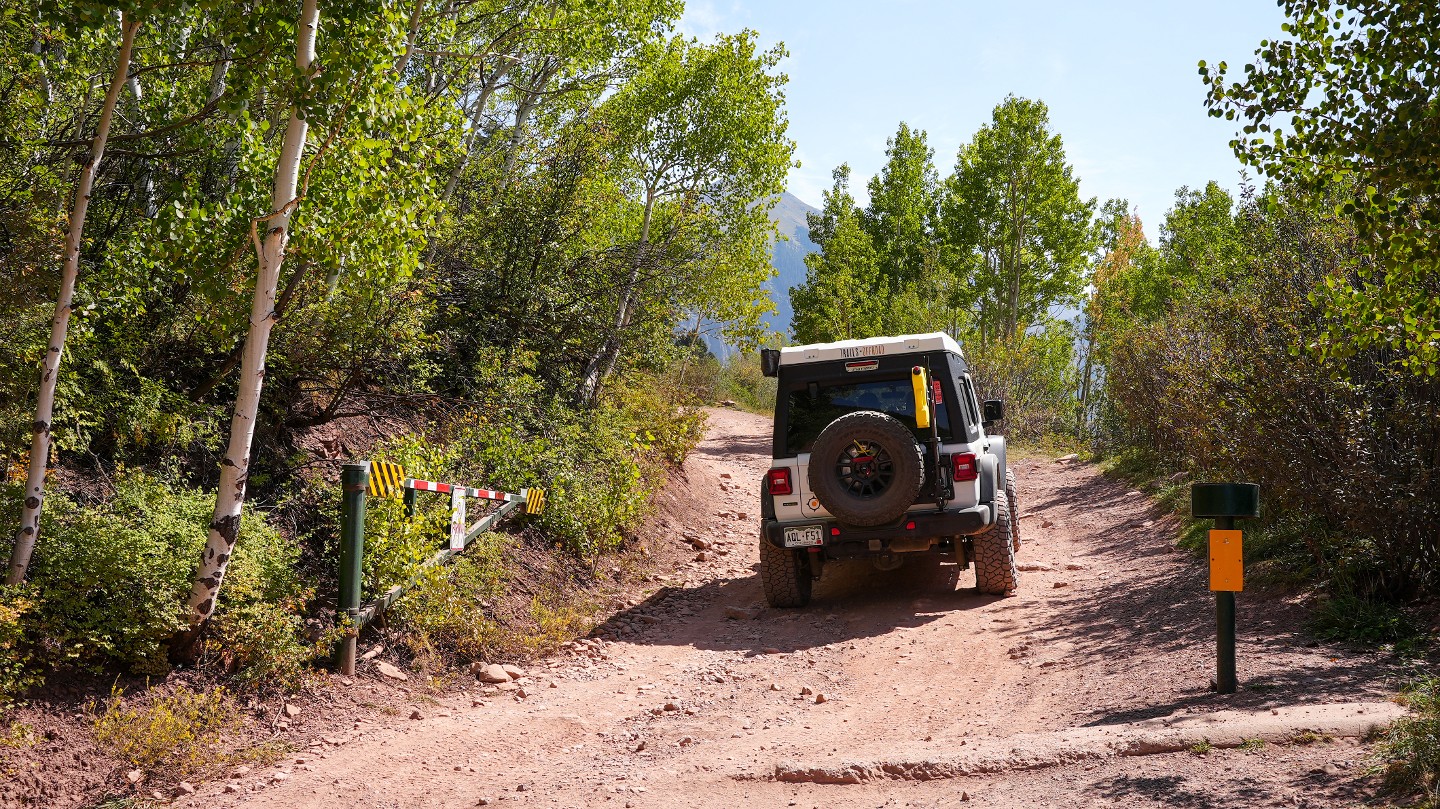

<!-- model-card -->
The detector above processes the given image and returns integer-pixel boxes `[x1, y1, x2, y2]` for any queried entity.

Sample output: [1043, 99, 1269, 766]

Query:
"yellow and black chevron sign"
[523, 487, 546, 515]
[368, 461, 406, 499]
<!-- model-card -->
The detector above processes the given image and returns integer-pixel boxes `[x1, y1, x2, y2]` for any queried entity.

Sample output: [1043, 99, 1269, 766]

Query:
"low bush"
[685, 350, 777, 414]
[0, 587, 40, 707]
[1378, 677, 1440, 807]
[0, 473, 310, 682]
[91, 685, 239, 777]
[389, 535, 510, 663]
[1309, 590, 1420, 649]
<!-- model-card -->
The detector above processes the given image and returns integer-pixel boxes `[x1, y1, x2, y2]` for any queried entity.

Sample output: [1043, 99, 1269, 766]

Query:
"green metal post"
[338, 462, 369, 675]
[1215, 514, 1237, 694]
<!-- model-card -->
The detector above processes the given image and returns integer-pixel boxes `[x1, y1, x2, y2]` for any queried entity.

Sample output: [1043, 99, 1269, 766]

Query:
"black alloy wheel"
[835, 439, 896, 498]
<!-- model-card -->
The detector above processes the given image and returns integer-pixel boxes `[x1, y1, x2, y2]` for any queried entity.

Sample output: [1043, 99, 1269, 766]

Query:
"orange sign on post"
[1208, 529, 1243, 591]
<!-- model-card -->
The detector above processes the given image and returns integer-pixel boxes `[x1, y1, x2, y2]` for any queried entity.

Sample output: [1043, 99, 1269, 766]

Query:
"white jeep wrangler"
[756, 333, 1021, 607]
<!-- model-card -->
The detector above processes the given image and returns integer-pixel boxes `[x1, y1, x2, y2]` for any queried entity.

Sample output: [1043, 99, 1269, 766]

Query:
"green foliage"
[1309, 590, 1419, 648]
[390, 535, 509, 663]
[1377, 677, 1440, 806]
[791, 165, 890, 343]
[966, 325, 1080, 443]
[0, 0, 764, 703]
[0, 474, 307, 679]
[1202, 1, 1440, 375]
[392, 535, 596, 666]
[863, 123, 940, 286]
[0, 588, 41, 708]
[691, 348, 783, 411]
[789, 103, 1090, 448]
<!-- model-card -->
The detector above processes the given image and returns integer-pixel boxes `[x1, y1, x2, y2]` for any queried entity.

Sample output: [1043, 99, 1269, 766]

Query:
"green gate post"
[338, 462, 369, 676]
[1191, 483, 1259, 696]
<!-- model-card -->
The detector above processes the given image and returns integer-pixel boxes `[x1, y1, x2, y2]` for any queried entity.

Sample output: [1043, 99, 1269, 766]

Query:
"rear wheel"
[974, 493, 1019, 595]
[1005, 468, 1022, 552]
[760, 538, 812, 607]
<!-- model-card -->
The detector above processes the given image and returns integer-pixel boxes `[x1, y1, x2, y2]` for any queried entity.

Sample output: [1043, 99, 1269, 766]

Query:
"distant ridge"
[700, 191, 818, 358]
[765, 191, 819, 339]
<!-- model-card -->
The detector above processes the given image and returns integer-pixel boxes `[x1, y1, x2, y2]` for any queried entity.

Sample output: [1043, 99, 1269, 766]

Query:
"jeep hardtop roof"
[778, 333, 964, 367]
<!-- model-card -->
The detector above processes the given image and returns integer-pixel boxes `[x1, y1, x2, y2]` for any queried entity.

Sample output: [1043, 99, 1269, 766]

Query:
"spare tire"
[807, 411, 924, 526]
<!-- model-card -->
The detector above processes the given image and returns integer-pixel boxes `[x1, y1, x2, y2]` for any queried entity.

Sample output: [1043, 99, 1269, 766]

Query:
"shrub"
[0, 473, 310, 681]
[0, 587, 40, 707]
[91, 685, 238, 776]
[1309, 590, 1419, 647]
[967, 324, 1080, 444]
[1377, 677, 1440, 806]
[390, 535, 509, 662]
[694, 351, 778, 414]
[1093, 187, 1440, 596]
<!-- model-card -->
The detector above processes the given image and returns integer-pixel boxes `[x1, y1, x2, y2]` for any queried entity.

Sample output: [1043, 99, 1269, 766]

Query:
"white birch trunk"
[580, 190, 655, 402]
[177, 0, 319, 642]
[7, 14, 140, 585]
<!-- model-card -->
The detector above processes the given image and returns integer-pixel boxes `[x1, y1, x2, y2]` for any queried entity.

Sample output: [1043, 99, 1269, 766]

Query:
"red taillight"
[905, 520, 916, 530]
[830, 527, 841, 536]
[952, 452, 978, 482]
[765, 468, 793, 495]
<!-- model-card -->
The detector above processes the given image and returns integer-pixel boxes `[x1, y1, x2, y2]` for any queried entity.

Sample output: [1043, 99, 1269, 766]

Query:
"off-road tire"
[760, 539, 812, 607]
[974, 493, 1019, 595]
[1005, 468, 1022, 552]
[807, 411, 925, 527]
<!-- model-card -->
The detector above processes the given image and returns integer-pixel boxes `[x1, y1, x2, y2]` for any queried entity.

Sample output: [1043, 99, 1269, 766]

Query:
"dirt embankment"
[138, 408, 1405, 807]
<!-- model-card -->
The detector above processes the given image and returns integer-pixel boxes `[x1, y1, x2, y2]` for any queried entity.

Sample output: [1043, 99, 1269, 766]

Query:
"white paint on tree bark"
[7, 13, 140, 586]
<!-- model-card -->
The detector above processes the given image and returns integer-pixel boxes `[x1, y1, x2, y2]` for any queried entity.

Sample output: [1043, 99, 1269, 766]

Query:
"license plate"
[783, 525, 824, 548]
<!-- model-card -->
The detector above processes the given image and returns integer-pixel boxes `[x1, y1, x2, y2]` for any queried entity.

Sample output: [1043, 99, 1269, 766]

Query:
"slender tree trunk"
[580, 189, 655, 402]
[440, 77, 504, 203]
[31, 36, 53, 104]
[1077, 326, 1095, 439]
[393, 0, 427, 75]
[173, 0, 319, 657]
[495, 61, 557, 193]
[207, 43, 232, 103]
[7, 14, 139, 586]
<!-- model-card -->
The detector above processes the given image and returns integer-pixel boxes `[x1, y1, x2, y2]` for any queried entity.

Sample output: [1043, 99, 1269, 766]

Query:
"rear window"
[785, 377, 952, 455]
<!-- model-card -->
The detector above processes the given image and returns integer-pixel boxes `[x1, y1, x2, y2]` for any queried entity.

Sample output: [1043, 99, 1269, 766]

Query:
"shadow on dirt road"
[600, 557, 1004, 656]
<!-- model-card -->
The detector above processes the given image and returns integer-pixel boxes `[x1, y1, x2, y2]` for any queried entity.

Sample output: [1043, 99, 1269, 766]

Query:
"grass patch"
[0, 719, 33, 750]
[1309, 590, 1421, 653]
[1007, 433, 1088, 462]
[524, 594, 597, 657]
[1238, 737, 1266, 752]
[1376, 676, 1440, 807]
[1188, 739, 1212, 755]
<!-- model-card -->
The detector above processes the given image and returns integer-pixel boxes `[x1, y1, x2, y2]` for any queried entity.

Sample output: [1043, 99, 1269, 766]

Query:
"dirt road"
[190, 408, 1401, 808]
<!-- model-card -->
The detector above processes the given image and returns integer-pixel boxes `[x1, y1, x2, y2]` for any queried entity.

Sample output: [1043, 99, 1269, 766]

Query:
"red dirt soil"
[146, 406, 1410, 809]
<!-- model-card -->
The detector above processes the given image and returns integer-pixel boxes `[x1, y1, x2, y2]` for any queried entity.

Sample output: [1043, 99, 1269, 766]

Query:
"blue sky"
[679, 0, 1290, 240]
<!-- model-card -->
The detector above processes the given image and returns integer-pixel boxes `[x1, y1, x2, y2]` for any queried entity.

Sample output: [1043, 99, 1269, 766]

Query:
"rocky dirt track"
[183, 408, 1404, 808]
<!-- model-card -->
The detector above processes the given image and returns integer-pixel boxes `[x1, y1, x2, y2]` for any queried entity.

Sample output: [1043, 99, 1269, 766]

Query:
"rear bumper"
[761, 504, 992, 555]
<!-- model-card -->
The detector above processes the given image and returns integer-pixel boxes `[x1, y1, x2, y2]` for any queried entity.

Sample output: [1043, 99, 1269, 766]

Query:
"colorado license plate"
[783, 525, 824, 548]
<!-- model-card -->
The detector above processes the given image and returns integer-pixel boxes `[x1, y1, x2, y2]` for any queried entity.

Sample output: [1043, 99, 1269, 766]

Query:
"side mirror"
[982, 399, 1005, 427]
[760, 348, 781, 378]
